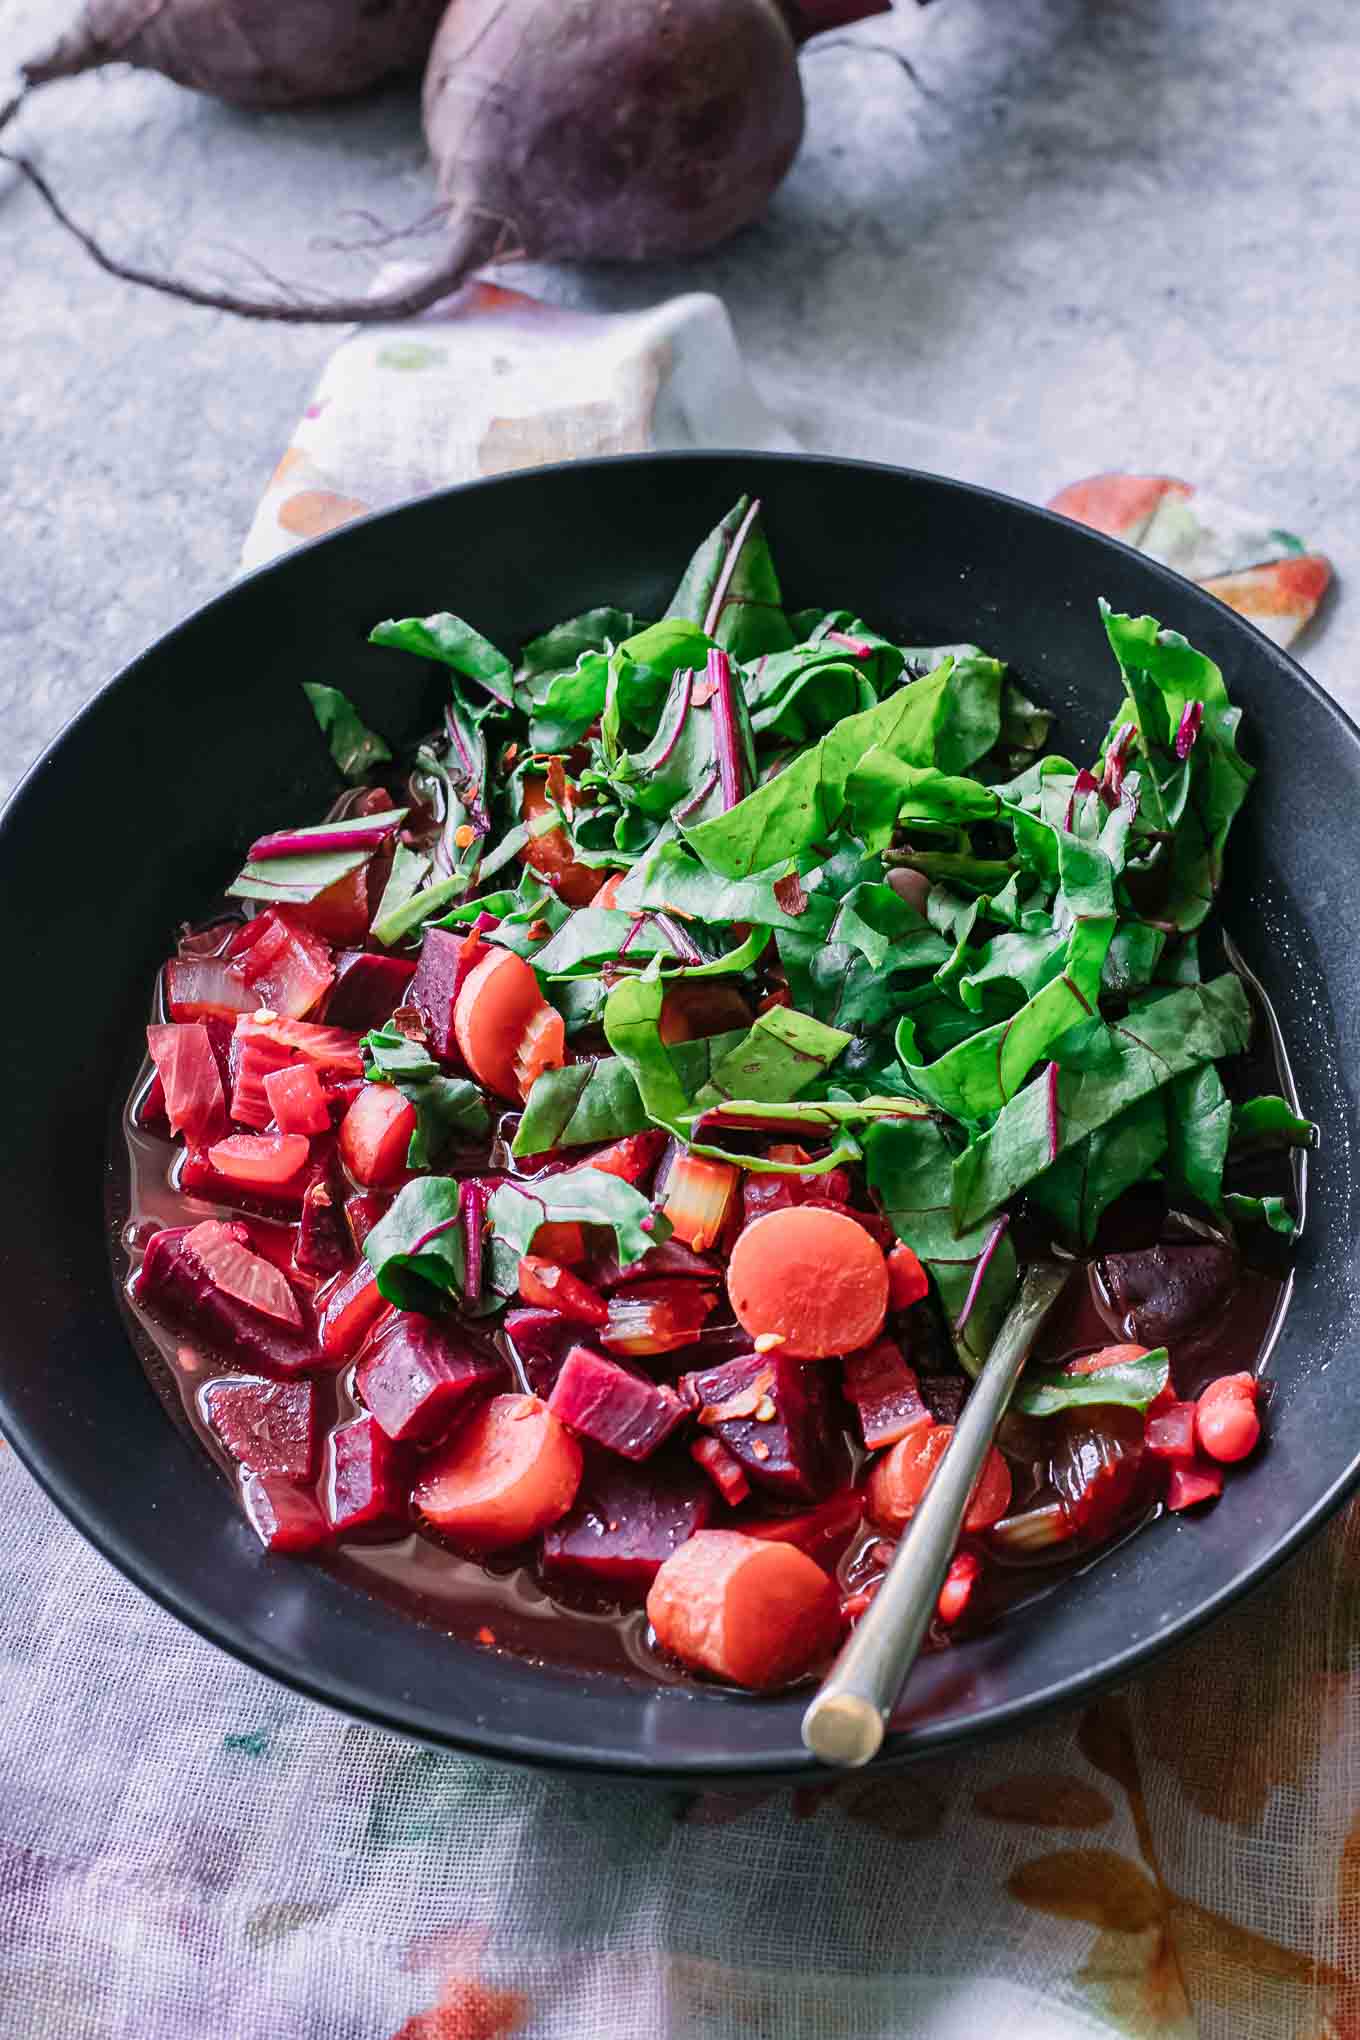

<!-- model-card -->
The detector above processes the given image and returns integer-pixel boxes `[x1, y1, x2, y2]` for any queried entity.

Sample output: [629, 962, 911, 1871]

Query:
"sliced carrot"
[513, 1002, 566, 1100]
[454, 946, 563, 1102]
[338, 1083, 416, 1188]
[867, 1425, 1011, 1534]
[518, 777, 605, 908]
[1198, 1370, 1258, 1408]
[1064, 1342, 1151, 1376]
[414, 1393, 583, 1551]
[726, 1206, 889, 1359]
[646, 1529, 840, 1689]
[1196, 1394, 1261, 1464]
[658, 981, 753, 1046]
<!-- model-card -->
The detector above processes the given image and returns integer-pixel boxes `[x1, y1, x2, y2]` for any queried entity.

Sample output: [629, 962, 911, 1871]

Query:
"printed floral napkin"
[1, 282, 1348, 2040]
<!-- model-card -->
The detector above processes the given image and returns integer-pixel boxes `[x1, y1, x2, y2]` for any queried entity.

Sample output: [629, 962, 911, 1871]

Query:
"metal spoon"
[802, 1261, 1071, 1767]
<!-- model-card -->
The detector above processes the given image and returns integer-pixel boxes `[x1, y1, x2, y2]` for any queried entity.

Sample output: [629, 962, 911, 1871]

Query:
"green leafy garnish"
[360, 1031, 490, 1170]
[1012, 1348, 1170, 1417]
[302, 683, 392, 781]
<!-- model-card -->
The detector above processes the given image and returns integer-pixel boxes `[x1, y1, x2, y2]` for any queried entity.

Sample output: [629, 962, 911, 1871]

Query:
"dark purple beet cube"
[408, 928, 466, 1061]
[503, 1306, 579, 1399]
[547, 1346, 689, 1461]
[356, 1312, 505, 1444]
[325, 950, 418, 1032]
[1099, 1241, 1238, 1344]
[138, 1226, 320, 1376]
[540, 1455, 712, 1594]
[679, 1350, 839, 1499]
[241, 1470, 329, 1554]
[201, 1375, 317, 1478]
[322, 1413, 404, 1534]
[294, 1177, 348, 1276]
[842, 1339, 931, 1450]
[919, 1373, 968, 1426]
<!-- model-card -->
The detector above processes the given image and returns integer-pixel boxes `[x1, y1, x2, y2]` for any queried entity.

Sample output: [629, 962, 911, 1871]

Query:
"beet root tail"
[0, 149, 504, 322]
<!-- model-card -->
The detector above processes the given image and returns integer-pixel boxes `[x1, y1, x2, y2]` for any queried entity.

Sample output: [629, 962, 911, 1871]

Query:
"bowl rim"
[3, 445, 1357, 1780]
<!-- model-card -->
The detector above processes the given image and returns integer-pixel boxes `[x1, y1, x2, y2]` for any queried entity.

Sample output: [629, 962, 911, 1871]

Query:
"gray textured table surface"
[2, 0, 1355, 801]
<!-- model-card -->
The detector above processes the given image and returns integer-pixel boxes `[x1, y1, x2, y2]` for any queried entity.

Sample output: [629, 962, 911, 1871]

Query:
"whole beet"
[2, 0, 892, 320]
[16, 0, 451, 109]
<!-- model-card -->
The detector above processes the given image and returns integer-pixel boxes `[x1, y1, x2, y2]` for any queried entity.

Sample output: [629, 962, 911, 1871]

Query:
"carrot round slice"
[726, 1206, 889, 1359]
[867, 1425, 1011, 1533]
[646, 1529, 841, 1689]
[414, 1393, 583, 1551]
[453, 946, 563, 1102]
[338, 1083, 416, 1188]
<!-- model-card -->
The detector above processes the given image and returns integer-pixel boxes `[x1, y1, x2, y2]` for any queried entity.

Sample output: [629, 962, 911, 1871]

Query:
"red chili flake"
[454, 823, 477, 850]
[545, 757, 572, 815]
[692, 675, 718, 706]
[773, 870, 809, 917]
[500, 742, 520, 770]
[476, 1626, 496, 1646]
[390, 1005, 428, 1042]
[526, 919, 551, 941]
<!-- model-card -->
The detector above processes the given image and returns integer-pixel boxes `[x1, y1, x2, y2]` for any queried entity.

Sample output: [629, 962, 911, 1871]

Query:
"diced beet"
[1146, 1400, 1199, 1464]
[548, 1346, 689, 1461]
[680, 1350, 840, 1499]
[318, 1260, 391, 1360]
[240, 1471, 330, 1554]
[344, 1190, 390, 1251]
[1099, 1242, 1239, 1344]
[843, 1340, 931, 1450]
[1166, 1460, 1225, 1510]
[281, 867, 371, 946]
[919, 1373, 968, 1426]
[408, 928, 467, 1061]
[201, 1375, 317, 1478]
[356, 1313, 505, 1443]
[228, 909, 334, 1020]
[184, 1217, 304, 1326]
[137, 1071, 168, 1128]
[599, 1280, 717, 1358]
[208, 1132, 312, 1192]
[322, 1413, 404, 1533]
[164, 954, 258, 1024]
[295, 1178, 348, 1276]
[741, 1173, 799, 1225]
[540, 1455, 712, 1593]
[325, 950, 418, 1032]
[503, 1306, 579, 1398]
[234, 1014, 365, 1078]
[690, 1435, 750, 1506]
[588, 1239, 722, 1290]
[228, 1031, 294, 1129]
[146, 1022, 228, 1143]
[338, 1083, 416, 1188]
[743, 1487, 865, 1564]
[1051, 1406, 1146, 1539]
[584, 1130, 669, 1186]
[138, 1226, 320, 1375]
[178, 1144, 312, 1214]
[264, 1062, 331, 1136]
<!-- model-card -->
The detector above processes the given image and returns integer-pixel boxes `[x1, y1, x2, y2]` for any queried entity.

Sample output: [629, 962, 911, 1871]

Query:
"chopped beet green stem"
[826, 628, 873, 659]
[1175, 701, 1204, 759]
[1045, 1060, 1060, 1163]
[617, 914, 651, 959]
[1064, 767, 1099, 834]
[654, 912, 704, 965]
[676, 763, 720, 822]
[1100, 721, 1136, 801]
[461, 1179, 487, 1304]
[247, 820, 395, 861]
[652, 669, 695, 769]
[702, 497, 763, 638]
[707, 648, 745, 811]
[955, 1214, 1010, 1334]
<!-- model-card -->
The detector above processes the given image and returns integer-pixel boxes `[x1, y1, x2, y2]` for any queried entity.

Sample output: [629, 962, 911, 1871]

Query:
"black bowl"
[1, 452, 1356, 1781]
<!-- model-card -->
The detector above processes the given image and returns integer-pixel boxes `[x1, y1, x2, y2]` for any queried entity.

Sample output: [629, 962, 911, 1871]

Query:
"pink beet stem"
[1175, 701, 1204, 759]
[248, 821, 395, 862]
[1046, 1061, 1060, 1164]
[651, 669, 695, 768]
[955, 1215, 1010, 1334]
[461, 1180, 487, 1304]
[707, 648, 746, 811]
[1063, 767, 1100, 834]
[826, 629, 873, 659]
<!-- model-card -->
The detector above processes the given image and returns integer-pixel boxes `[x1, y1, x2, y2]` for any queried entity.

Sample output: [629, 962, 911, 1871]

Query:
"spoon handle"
[801, 1261, 1071, 1768]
